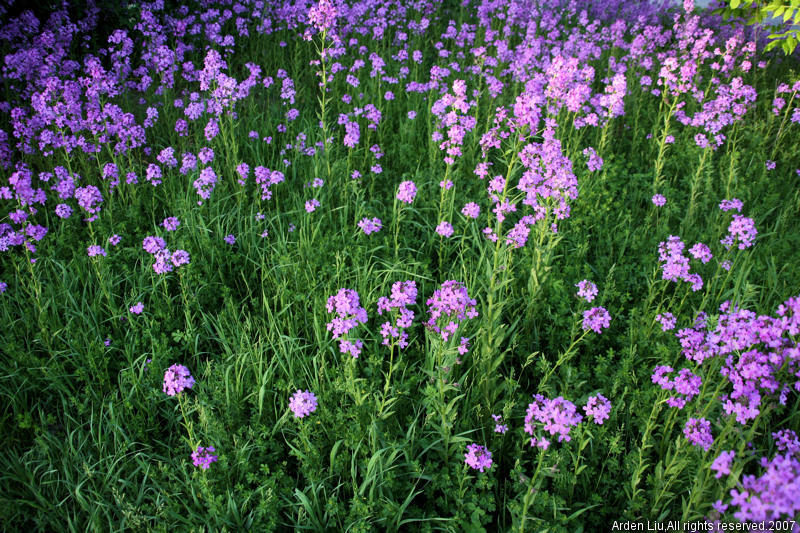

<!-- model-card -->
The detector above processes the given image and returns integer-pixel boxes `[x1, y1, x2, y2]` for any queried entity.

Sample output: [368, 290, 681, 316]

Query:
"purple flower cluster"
[193, 167, 218, 205]
[435, 221, 454, 238]
[575, 280, 598, 302]
[305, 199, 320, 213]
[657, 236, 704, 291]
[161, 217, 180, 231]
[524, 394, 583, 443]
[651, 365, 702, 409]
[191, 446, 218, 470]
[652, 194, 666, 207]
[464, 443, 492, 472]
[307, 0, 338, 33]
[688, 243, 713, 264]
[683, 417, 713, 451]
[582, 307, 611, 333]
[253, 166, 285, 201]
[142, 235, 190, 274]
[87, 245, 107, 257]
[773, 429, 800, 455]
[582, 147, 604, 172]
[710, 450, 735, 479]
[721, 214, 757, 250]
[289, 390, 318, 418]
[461, 202, 480, 219]
[396, 181, 417, 204]
[663, 296, 800, 426]
[728, 437, 800, 522]
[719, 198, 743, 212]
[583, 394, 611, 425]
[492, 414, 508, 434]
[377, 281, 417, 349]
[75, 185, 103, 222]
[425, 280, 478, 342]
[431, 79, 477, 165]
[358, 217, 382, 235]
[163, 364, 195, 396]
[655, 312, 677, 331]
[326, 289, 368, 358]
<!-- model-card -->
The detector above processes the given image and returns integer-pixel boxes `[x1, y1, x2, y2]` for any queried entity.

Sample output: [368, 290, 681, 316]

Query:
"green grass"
[1, 1, 800, 531]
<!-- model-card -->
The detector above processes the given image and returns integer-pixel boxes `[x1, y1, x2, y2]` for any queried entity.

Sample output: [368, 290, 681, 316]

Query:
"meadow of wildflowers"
[0, 0, 799, 530]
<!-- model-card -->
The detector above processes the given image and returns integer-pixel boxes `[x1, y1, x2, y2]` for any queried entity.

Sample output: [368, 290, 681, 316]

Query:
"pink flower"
[435, 221, 454, 238]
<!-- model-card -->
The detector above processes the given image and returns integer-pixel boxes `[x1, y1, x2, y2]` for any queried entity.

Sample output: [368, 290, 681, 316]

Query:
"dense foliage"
[0, 0, 799, 530]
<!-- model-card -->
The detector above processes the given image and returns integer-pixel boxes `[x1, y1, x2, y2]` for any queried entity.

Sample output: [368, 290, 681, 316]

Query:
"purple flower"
[773, 429, 800, 455]
[74, 185, 103, 220]
[524, 394, 583, 443]
[461, 202, 480, 219]
[684, 418, 713, 451]
[377, 281, 417, 349]
[728, 447, 800, 522]
[129, 302, 144, 314]
[652, 194, 666, 207]
[161, 217, 180, 231]
[532, 437, 550, 450]
[583, 394, 611, 425]
[425, 280, 478, 342]
[492, 414, 508, 434]
[397, 181, 417, 203]
[689, 243, 713, 264]
[582, 307, 611, 333]
[326, 288, 368, 358]
[198, 147, 215, 165]
[191, 446, 219, 470]
[721, 215, 757, 250]
[658, 236, 700, 287]
[108, 234, 121, 246]
[307, 0, 337, 33]
[193, 167, 218, 203]
[204, 118, 219, 141]
[464, 443, 492, 472]
[670, 369, 702, 408]
[358, 217, 382, 235]
[163, 364, 195, 396]
[458, 336, 471, 355]
[583, 147, 604, 172]
[153, 248, 175, 274]
[575, 280, 598, 302]
[55, 203, 73, 219]
[143, 236, 166, 254]
[171, 250, 190, 267]
[0, 282, 6, 294]
[305, 199, 320, 213]
[711, 450, 735, 479]
[157, 147, 178, 168]
[87, 245, 107, 257]
[289, 390, 318, 418]
[719, 199, 743, 212]
[655, 312, 677, 331]
[224, 234, 236, 245]
[435, 221, 454, 238]
[145, 163, 162, 186]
